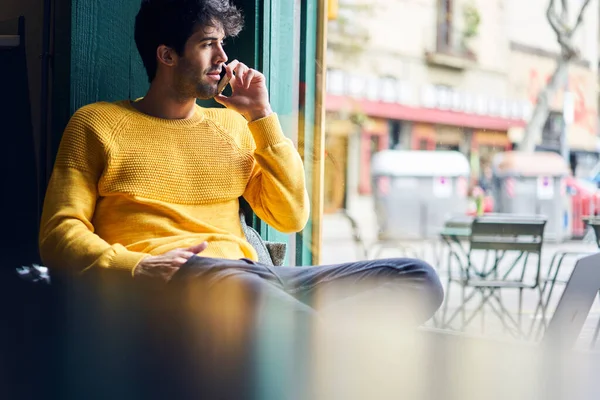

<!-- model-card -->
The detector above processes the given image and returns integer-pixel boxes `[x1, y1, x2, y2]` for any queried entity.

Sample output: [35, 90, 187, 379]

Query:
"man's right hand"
[133, 242, 208, 282]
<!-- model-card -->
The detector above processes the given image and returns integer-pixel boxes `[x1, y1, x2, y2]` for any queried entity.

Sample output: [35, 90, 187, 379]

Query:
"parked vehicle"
[566, 176, 600, 238]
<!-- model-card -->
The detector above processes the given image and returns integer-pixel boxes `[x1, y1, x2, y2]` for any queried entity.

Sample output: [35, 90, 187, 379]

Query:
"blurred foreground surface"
[2, 257, 599, 400]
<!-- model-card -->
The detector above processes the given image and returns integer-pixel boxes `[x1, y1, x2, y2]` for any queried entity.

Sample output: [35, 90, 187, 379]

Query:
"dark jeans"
[163, 256, 444, 399]
[171, 256, 444, 325]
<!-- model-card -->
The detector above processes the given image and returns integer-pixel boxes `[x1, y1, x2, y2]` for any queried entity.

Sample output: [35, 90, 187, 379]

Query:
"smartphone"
[217, 65, 231, 94]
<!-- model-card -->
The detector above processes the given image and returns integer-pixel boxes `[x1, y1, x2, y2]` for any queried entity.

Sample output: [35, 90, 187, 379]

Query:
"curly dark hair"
[135, 0, 244, 82]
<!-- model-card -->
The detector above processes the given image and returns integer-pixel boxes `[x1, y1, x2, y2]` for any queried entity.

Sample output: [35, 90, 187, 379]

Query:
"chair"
[532, 217, 600, 342]
[239, 210, 287, 267]
[441, 215, 547, 338]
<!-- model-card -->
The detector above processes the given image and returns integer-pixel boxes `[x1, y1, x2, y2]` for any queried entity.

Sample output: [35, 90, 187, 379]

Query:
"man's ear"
[157, 45, 177, 67]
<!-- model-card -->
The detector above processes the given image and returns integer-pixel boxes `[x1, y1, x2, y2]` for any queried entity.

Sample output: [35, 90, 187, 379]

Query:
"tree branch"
[572, 0, 593, 34]
[546, 0, 562, 37]
[560, 0, 569, 21]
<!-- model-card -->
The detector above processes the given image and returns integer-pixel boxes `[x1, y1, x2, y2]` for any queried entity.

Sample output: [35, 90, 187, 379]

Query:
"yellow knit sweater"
[39, 100, 309, 274]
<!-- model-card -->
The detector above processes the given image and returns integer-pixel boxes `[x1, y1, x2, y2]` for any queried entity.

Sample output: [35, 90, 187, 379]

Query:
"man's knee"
[415, 259, 444, 310]
[388, 258, 444, 311]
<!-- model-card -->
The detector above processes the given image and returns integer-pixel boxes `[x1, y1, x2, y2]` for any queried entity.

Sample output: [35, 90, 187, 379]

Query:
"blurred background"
[322, 0, 600, 343]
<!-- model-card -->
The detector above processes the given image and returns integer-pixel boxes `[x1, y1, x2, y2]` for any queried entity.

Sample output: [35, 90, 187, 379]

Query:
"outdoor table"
[439, 222, 471, 268]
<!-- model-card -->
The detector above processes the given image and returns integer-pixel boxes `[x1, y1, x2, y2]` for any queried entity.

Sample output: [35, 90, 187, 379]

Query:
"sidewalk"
[321, 195, 600, 344]
[322, 195, 598, 265]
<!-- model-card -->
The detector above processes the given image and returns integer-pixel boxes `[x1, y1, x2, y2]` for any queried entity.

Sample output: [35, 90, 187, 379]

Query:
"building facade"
[325, 0, 599, 205]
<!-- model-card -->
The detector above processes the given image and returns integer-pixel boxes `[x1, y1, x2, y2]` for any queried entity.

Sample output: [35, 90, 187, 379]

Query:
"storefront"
[326, 81, 528, 195]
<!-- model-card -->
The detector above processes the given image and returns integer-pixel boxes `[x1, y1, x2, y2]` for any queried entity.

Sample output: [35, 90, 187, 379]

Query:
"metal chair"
[532, 217, 600, 343]
[441, 215, 547, 338]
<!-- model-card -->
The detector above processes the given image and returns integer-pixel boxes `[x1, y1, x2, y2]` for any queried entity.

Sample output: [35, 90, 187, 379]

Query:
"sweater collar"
[120, 99, 205, 127]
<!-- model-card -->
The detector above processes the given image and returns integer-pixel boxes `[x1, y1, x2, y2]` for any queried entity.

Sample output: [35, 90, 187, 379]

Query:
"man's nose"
[216, 45, 228, 64]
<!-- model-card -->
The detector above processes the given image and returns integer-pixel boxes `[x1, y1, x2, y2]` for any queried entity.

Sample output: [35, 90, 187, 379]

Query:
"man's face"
[172, 24, 228, 100]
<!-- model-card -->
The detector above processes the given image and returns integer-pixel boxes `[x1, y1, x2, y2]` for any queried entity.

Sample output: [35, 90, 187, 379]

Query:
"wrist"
[246, 107, 273, 122]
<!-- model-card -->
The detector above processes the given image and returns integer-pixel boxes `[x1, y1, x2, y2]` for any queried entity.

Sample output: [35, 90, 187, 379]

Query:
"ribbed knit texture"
[39, 100, 309, 274]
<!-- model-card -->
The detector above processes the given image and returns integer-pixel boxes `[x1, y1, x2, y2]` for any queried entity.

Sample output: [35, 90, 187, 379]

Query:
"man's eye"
[202, 41, 225, 48]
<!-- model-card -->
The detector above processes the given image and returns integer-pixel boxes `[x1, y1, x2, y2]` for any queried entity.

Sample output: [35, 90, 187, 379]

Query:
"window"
[389, 121, 402, 149]
[541, 111, 564, 149]
[437, 0, 453, 52]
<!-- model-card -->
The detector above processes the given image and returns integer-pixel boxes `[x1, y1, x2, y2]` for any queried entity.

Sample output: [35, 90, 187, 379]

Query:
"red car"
[566, 176, 600, 237]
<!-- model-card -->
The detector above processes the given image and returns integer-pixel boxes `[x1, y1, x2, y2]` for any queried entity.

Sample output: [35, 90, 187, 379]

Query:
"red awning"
[326, 95, 527, 132]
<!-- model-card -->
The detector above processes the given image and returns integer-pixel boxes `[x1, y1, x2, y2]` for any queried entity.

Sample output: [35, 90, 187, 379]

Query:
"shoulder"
[57, 101, 131, 170]
[70, 101, 130, 127]
[201, 106, 255, 150]
[65, 101, 133, 145]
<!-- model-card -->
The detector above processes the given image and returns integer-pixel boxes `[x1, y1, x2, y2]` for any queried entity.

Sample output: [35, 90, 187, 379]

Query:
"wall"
[327, 0, 512, 107]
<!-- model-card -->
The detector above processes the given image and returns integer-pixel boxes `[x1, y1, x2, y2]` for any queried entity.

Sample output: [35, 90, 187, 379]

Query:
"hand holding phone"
[214, 60, 272, 121]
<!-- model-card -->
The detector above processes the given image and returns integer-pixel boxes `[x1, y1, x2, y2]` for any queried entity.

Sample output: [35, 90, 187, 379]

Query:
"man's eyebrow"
[197, 36, 223, 43]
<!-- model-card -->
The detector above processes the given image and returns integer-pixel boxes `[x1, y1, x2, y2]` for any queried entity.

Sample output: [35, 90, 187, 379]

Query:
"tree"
[519, 0, 593, 152]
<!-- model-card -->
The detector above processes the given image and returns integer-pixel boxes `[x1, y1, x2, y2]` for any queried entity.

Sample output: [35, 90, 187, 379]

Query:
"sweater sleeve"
[242, 113, 310, 233]
[39, 108, 147, 274]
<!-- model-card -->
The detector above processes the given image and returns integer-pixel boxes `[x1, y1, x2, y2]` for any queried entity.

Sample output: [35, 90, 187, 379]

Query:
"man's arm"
[39, 168, 149, 274]
[39, 108, 147, 274]
[241, 114, 309, 233]
[215, 61, 310, 233]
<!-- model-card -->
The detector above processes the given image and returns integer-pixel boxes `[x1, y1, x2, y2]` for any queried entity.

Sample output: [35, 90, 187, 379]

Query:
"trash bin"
[491, 151, 571, 242]
[371, 150, 470, 239]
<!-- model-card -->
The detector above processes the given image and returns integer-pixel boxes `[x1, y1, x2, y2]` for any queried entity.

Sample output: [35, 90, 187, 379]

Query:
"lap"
[172, 256, 439, 291]
[170, 256, 284, 289]
[274, 257, 439, 292]
[170, 256, 315, 314]
[169, 256, 442, 311]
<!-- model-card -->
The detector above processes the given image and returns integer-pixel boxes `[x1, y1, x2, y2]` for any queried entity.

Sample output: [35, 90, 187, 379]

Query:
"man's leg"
[169, 255, 318, 318]
[274, 258, 444, 327]
[163, 256, 316, 400]
[272, 258, 443, 398]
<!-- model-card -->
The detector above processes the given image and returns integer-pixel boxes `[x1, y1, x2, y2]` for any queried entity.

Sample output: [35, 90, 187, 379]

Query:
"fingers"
[175, 250, 195, 259]
[187, 241, 209, 254]
[225, 60, 254, 89]
[167, 251, 194, 267]
[234, 63, 249, 88]
[214, 93, 230, 107]
[225, 59, 239, 78]
[174, 257, 189, 265]
[243, 69, 256, 89]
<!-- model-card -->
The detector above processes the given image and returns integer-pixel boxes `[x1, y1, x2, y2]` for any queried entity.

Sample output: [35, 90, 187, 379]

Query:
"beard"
[173, 58, 218, 100]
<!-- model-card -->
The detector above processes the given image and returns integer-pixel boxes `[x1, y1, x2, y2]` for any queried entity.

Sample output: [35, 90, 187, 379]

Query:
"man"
[40, 0, 443, 329]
